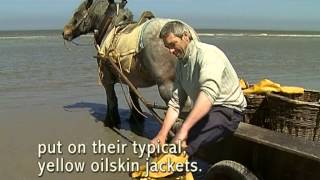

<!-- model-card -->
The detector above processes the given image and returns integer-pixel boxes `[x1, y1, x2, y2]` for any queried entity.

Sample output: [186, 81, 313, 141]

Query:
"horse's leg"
[158, 81, 192, 109]
[157, 81, 174, 104]
[129, 88, 145, 123]
[99, 61, 120, 127]
[158, 80, 191, 125]
[103, 82, 120, 127]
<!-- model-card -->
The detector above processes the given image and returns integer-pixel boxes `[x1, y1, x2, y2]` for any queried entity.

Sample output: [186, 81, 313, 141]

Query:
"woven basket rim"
[305, 89, 320, 92]
[244, 93, 265, 97]
[266, 92, 320, 107]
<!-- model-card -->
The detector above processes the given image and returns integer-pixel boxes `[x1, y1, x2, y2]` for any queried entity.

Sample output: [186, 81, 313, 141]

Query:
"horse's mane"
[114, 8, 134, 26]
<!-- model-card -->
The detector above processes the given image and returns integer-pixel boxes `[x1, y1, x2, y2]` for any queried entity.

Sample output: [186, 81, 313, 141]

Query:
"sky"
[1, 0, 320, 31]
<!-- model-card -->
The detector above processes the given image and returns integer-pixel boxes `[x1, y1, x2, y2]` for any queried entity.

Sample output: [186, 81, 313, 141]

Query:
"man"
[151, 21, 247, 179]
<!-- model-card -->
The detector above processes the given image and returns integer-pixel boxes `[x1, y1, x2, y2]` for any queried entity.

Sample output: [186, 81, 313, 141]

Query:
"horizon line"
[1, 28, 320, 33]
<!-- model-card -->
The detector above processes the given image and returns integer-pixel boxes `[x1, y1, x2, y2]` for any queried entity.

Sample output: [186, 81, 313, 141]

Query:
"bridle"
[73, 10, 89, 29]
[67, 0, 112, 47]
[94, 3, 121, 45]
[73, 0, 104, 29]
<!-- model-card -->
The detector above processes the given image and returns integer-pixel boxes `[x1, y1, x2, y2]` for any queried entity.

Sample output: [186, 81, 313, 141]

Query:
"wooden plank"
[235, 122, 320, 162]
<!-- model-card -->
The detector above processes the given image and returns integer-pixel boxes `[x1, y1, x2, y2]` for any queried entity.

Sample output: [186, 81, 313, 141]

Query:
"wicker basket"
[266, 90, 320, 141]
[244, 94, 270, 128]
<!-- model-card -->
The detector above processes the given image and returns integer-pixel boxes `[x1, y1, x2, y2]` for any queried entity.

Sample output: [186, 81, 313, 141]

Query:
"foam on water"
[198, 33, 320, 38]
[0, 36, 54, 40]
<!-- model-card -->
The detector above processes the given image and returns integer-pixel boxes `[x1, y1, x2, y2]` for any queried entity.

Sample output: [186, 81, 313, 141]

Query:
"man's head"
[159, 21, 192, 59]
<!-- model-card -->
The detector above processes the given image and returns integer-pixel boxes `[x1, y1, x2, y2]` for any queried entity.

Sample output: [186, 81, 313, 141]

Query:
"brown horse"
[63, 0, 196, 127]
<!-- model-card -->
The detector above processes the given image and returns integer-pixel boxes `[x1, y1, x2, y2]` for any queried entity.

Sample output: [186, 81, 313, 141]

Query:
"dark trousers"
[186, 106, 243, 179]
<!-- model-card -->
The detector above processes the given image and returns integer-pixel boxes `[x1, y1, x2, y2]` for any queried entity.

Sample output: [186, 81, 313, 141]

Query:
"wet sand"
[0, 93, 163, 180]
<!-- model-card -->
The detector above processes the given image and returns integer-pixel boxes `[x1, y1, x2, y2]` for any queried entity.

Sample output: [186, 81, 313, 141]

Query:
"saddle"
[121, 11, 155, 34]
[98, 11, 155, 73]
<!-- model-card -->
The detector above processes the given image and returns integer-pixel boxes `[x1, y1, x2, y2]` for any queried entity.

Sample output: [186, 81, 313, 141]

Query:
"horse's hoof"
[103, 120, 120, 128]
[103, 117, 120, 128]
[129, 119, 144, 136]
[130, 113, 145, 123]
[103, 120, 112, 127]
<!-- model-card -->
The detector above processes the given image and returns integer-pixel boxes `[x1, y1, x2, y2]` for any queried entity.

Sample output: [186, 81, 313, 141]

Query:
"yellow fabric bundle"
[130, 152, 194, 180]
[240, 79, 304, 95]
[279, 86, 305, 94]
[239, 79, 249, 89]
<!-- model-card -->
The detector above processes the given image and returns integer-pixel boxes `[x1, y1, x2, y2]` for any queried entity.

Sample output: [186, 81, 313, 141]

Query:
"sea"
[1, 29, 320, 112]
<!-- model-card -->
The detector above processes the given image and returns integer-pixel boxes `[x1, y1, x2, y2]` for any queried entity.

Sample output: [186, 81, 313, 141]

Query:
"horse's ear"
[86, 0, 93, 9]
[120, 0, 127, 8]
[108, 0, 115, 4]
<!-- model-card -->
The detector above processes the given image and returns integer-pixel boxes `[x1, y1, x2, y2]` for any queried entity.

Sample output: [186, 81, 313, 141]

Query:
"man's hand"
[150, 134, 166, 146]
[172, 91, 213, 149]
[150, 107, 179, 146]
[173, 128, 188, 144]
[150, 134, 166, 157]
[172, 126, 189, 149]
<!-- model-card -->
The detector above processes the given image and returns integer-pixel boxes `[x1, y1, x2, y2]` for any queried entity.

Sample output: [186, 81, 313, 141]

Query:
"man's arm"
[173, 91, 213, 144]
[151, 107, 179, 145]
[151, 62, 188, 145]
[173, 48, 224, 143]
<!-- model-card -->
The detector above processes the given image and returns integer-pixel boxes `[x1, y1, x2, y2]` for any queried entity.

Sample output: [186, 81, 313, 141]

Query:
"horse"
[63, 0, 196, 127]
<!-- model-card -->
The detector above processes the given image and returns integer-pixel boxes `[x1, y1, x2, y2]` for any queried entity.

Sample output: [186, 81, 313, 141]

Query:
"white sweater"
[168, 41, 247, 112]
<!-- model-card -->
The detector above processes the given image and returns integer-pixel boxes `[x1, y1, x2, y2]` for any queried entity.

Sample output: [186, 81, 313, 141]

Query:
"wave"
[0, 34, 93, 40]
[0, 35, 55, 40]
[198, 33, 320, 38]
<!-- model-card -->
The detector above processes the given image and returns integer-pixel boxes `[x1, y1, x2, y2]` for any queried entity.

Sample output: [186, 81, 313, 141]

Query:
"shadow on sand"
[63, 102, 161, 140]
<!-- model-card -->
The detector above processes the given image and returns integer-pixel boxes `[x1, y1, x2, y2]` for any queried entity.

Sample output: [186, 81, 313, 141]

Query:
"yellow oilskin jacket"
[130, 152, 194, 180]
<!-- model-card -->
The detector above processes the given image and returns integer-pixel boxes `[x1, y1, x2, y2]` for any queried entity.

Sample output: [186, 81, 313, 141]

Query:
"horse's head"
[62, 0, 127, 41]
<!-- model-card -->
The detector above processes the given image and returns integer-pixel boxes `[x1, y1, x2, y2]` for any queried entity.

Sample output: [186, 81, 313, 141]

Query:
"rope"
[93, 4, 151, 121]
[63, 40, 72, 51]
[116, 55, 147, 119]
[71, 38, 95, 46]
[99, 18, 146, 119]
[127, 86, 147, 118]
[63, 38, 95, 53]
